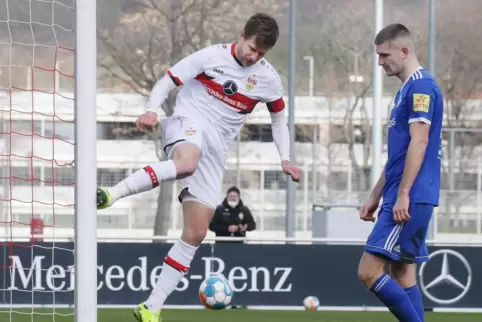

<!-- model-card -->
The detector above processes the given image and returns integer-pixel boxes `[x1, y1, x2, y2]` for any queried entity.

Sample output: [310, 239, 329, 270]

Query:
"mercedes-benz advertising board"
[0, 243, 478, 308]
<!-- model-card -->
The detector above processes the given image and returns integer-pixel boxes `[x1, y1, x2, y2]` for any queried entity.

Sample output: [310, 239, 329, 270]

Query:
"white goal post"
[74, 0, 97, 322]
[0, 0, 97, 321]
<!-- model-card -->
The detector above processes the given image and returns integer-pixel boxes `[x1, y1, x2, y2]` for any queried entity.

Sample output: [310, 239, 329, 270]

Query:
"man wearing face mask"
[209, 186, 256, 243]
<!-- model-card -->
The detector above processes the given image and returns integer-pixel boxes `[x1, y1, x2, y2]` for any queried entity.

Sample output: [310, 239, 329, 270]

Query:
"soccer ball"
[303, 296, 320, 311]
[199, 275, 233, 310]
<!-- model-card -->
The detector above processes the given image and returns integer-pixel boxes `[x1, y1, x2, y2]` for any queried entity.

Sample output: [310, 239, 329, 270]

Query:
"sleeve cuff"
[408, 117, 431, 125]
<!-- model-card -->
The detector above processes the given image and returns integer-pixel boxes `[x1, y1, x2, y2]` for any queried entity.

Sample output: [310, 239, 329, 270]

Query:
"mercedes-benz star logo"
[223, 80, 238, 96]
[419, 249, 472, 305]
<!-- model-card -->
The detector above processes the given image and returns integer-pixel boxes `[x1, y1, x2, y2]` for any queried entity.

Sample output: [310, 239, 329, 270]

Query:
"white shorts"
[161, 116, 226, 209]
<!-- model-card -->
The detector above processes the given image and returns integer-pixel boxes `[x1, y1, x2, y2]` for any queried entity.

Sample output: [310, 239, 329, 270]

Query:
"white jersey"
[167, 43, 285, 142]
[146, 43, 291, 209]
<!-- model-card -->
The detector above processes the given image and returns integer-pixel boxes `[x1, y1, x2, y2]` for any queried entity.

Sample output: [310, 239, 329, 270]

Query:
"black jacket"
[209, 198, 256, 241]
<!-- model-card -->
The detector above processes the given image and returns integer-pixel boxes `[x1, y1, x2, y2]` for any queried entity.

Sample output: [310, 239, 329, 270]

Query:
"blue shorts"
[365, 202, 434, 263]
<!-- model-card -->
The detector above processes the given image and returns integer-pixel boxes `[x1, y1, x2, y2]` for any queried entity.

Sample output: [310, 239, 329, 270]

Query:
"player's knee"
[172, 144, 200, 178]
[175, 160, 198, 178]
[182, 226, 207, 246]
[357, 267, 379, 288]
[357, 254, 385, 288]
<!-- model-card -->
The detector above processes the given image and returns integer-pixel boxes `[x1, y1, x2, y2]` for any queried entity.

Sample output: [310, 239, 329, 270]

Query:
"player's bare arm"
[393, 122, 430, 223]
[360, 167, 385, 222]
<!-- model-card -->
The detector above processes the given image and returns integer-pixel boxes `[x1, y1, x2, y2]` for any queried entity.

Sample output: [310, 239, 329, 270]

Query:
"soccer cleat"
[96, 186, 112, 209]
[133, 303, 161, 322]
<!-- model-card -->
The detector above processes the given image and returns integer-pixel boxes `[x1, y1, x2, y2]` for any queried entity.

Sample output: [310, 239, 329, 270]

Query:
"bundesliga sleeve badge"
[413, 93, 430, 112]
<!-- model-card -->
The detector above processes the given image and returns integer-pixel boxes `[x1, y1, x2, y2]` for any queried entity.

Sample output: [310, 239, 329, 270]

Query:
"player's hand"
[228, 225, 239, 233]
[239, 224, 248, 232]
[281, 160, 301, 182]
[359, 196, 380, 222]
[136, 111, 159, 130]
[393, 194, 411, 224]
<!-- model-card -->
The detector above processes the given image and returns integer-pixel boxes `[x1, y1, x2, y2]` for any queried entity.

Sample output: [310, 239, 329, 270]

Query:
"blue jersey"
[383, 69, 443, 206]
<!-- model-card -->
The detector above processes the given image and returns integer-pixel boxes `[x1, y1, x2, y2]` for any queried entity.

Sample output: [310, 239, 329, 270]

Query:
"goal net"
[0, 0, 97, 321]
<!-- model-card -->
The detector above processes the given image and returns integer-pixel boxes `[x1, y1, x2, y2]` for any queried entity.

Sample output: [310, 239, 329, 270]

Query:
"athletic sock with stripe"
[107, 160, 177, 205]
[144, 239, 198, 312]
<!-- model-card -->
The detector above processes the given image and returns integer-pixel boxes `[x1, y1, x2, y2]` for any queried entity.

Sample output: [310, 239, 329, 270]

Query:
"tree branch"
[99, 62, 147, 97]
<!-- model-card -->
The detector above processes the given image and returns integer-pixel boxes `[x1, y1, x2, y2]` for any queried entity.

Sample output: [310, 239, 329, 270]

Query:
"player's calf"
[358, 252, 421, 322]
[96, 143, 201, 209]
[391, 262, 425, 321]
[97, 160, 177, 208]
[144, 198, 215, 314]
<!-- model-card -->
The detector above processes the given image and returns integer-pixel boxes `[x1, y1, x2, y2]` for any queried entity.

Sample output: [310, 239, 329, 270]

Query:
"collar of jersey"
[400, 66, 424, 91]
[231, 43, 244, 67]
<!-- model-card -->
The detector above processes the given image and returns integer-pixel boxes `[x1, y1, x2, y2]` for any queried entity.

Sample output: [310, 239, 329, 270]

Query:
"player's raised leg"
[134, 198, 215, 321]
[97, 116, 202, 209]
[97, 143, 199, 208]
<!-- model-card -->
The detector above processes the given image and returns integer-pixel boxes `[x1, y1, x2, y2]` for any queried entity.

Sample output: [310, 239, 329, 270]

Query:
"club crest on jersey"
[246, 76, 257, 91]
[185, 127, 196, 136]
[223, 80, 238, 96]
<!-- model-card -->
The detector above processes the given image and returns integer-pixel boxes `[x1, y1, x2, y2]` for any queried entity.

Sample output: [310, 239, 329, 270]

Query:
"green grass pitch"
[3, 308, 482, 322]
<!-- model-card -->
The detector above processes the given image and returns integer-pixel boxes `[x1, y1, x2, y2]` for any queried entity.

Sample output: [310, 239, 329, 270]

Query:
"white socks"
[107, 160, 177, 205]
[145, 239, 198, 312]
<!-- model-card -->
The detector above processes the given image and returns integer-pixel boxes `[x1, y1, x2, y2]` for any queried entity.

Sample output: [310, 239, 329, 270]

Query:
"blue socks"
[404, 285, 424, 321]
[370, 274, 421, 322]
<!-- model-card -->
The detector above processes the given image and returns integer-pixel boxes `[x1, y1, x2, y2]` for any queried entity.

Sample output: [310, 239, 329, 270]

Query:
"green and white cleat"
[96, 186, 112, 209]
[133, 303, 161, 322]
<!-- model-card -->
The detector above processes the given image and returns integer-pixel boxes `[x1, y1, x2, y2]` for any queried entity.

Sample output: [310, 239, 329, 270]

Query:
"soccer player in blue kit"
[357, 24, 443, 322]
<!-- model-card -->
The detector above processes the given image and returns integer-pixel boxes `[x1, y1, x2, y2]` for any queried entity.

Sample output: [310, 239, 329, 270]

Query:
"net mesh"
[0, 0, 75, 319]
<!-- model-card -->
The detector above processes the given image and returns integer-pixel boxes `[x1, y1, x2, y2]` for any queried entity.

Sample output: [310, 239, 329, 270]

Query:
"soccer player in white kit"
[96, 13, 300, 322]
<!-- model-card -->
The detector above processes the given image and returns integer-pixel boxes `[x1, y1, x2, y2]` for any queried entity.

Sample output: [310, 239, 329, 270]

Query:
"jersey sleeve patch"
[413, 93, 430, 113]
[266, 98, 285, 113]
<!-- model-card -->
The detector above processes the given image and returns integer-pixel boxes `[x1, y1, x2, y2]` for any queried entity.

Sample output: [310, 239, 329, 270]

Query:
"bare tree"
[299, 0, 375, 192]
[434, 0, 482, 194]
[97, 0, 287, 239]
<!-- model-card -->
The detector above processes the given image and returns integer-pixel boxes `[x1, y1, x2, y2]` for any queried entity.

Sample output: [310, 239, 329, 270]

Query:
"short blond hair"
[375, 23, 411, 45]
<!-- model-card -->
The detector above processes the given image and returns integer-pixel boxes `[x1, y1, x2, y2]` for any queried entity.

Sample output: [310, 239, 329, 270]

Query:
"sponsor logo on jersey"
[413, 93, 430, 112]
[195, 73, 258, 112]
[205, 87, 248, 110]
[223, 80, 238, 96]
[388, 118, 396, 128]
[213, 68, 224, 75]
[246, 76, 257, 91]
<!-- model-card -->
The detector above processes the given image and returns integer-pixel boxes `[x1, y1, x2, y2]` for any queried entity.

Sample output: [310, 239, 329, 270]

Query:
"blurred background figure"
[209, 186, 256, 243]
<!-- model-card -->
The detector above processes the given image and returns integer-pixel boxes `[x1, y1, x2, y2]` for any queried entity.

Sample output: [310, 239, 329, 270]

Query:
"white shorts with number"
[161, 116, 226, 209]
